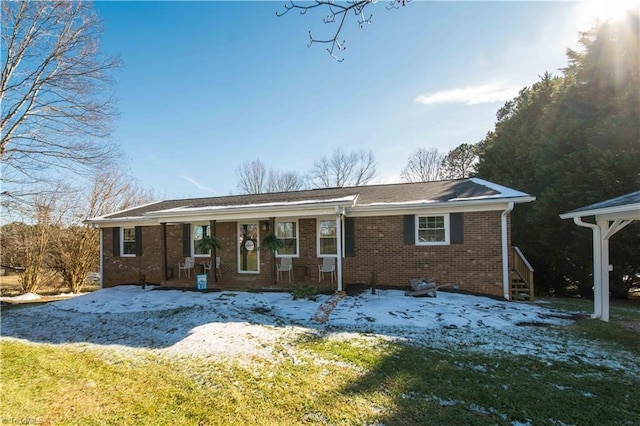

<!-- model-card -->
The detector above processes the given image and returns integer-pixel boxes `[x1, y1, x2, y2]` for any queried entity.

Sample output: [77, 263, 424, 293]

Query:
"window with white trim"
[275, 220, 298, 257]
[416, 214, 450, 245]
[318, 219, 337, 256]
[121, 227, 136, 256]
[193, 224, 211, 257]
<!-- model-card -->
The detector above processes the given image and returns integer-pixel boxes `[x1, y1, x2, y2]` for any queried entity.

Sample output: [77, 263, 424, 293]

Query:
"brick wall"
[101, 211, 510, 296]
[341, 211, 507, 296]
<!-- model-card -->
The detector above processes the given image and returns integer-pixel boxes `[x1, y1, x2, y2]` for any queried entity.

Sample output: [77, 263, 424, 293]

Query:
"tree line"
[236, 144, 480, 194]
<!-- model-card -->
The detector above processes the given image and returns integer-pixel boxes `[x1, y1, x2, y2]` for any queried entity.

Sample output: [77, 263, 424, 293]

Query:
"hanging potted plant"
[198, 235, 223, 253]
[261, 232, 283, 284]
[260, 232, 283, 254]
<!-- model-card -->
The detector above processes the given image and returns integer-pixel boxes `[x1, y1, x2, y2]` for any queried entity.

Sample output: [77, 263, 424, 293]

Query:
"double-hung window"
[276, 221, 298, 257]
[121, 227, 136, 256]
[416, 214, 450, 245]
[318, 219, 337, 256]
[193, 224, 210, 256]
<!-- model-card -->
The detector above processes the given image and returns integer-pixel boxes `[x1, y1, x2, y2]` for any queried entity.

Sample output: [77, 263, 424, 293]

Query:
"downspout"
[501, 202, 514, 300]
[335, 206, 343, 293]
[99, 228, 104, 289]
[573, 217, 602, 320]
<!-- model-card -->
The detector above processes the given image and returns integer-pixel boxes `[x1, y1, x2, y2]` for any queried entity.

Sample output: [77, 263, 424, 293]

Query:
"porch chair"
[216, 256, 222, 278]
[277, 257, 294, 281]
[178, 257, 195, 279]
[318, 257, 336, 283]
[203, 257, 222, 278]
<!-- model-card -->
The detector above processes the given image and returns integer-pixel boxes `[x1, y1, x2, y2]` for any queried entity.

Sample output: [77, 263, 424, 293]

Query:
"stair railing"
[512, 246, 534, 301]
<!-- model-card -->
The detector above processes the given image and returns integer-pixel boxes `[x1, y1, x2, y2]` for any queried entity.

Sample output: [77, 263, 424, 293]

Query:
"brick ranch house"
[87, 178, 536, 300]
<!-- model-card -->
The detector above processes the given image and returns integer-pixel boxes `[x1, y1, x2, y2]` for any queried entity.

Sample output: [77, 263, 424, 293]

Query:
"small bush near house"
[291, 285, 319, 301]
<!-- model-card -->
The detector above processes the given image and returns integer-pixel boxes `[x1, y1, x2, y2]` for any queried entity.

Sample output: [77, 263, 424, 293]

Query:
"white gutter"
[560, 203, 640, 219]
[572, 217, 602, 320]
[335, 206, 344, 293]
[355, 196, 535, 212]
[99, 228, 104, 289]
[501, 202, 514, 300]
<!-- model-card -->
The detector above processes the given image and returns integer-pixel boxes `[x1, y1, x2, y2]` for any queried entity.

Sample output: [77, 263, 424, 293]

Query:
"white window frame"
[416, 214, 450, 246]
[121, 227, 136, 257]
[317, 218, 338, 257]
[275, 219, 299, 258]
[192, 223, 211, 258]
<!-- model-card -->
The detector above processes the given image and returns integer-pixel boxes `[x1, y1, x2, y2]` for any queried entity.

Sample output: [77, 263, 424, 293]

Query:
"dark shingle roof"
[564, 190, 640, 216]
[100, 178, 530, 221]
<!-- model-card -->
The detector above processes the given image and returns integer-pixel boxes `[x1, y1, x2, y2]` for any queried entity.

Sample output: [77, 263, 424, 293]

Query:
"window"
[193, 224, 210, 257]
[276, 221, 298, 257]
[318, 219, 337, 256]
[121, 227, 136, 256]
[416, 214, 450, 245]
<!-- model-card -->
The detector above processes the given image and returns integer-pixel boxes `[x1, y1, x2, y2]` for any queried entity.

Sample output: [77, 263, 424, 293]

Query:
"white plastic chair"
[318, 257, 336, 282]
[203, 257, 222, 278]
[277, 257, 294, 281]
[178, 257, 195, 279]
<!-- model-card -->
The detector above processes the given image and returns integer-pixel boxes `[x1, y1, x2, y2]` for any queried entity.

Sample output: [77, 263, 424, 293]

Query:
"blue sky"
[93, 1, 629, 199]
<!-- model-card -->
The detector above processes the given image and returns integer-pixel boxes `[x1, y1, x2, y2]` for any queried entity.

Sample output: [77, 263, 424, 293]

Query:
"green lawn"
[2, 314, 640, 425]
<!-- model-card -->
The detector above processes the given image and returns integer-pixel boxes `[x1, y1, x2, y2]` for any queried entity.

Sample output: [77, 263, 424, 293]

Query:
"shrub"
[291, 285, 319, 301]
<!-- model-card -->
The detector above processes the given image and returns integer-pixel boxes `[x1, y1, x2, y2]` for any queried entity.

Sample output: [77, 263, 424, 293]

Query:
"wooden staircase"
[511, 247, 534, 301]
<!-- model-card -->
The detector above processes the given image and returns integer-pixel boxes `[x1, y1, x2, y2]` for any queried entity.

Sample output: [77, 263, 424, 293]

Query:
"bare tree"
[267, 170, 306, 193]
[400, 148, 444, 182]
[277, 0, 409, 61]
[1, 1, 120, 206]
[236, 160, 267, 194]
[50, 169, 155, 293]
[237, 159, 307, 194]
[441, 143, 480, 179]
[309, 148, 377, 188]
[17, 190, 66, 294]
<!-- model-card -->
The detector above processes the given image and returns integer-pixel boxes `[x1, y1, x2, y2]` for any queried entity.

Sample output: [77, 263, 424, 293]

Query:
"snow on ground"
[0, 286, 637, 372]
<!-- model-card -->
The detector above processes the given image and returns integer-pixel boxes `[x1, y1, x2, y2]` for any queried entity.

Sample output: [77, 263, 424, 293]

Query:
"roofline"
[87, 195, 535, 226]
[559, 202, 640, 220]
[87, 201, 160, 222]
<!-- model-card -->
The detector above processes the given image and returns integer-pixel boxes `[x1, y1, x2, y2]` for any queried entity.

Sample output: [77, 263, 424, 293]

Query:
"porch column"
[210, 220, 217, 283]
[335, 208, 343, 293]
[161, 223, 167, 281]
[597, 217, 633, 322]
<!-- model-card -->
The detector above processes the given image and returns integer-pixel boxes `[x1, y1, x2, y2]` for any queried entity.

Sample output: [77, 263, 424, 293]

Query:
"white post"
[335, 207, 343, 293]
[598, 218, 611, 322]
[501, 202, 514, 300]
[573, 217, 601, 320]
[99, 228, 104, 289]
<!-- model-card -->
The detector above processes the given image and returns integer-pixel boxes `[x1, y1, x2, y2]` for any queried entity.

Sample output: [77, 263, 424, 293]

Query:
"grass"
[3, 312, 640, 425]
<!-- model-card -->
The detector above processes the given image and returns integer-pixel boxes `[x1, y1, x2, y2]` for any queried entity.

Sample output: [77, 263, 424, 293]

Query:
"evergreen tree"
[477, 12, 640, 296]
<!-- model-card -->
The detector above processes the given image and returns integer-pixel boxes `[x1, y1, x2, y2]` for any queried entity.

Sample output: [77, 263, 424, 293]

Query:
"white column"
[99, 228, 104, 289]
[335, 208, 343, 293]
[501, 202, 514, 300]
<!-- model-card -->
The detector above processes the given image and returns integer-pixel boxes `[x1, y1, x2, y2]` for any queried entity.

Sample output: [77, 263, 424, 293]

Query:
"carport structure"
[560, 191, 640, 321]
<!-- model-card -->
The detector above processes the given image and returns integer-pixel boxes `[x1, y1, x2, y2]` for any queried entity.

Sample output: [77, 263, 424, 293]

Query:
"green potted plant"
[261, 232, 283, 285]
[198, 235, 223, 253]
[260, 232, 283, 254]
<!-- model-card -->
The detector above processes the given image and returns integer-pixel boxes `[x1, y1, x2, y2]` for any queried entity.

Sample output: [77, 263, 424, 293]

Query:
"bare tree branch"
[309, 148, 377, 187]
[277, 0, 409, 61]
[400, 148, 444, 182]
[1, 1, 121, 203]
[236, 159, 267, 194]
